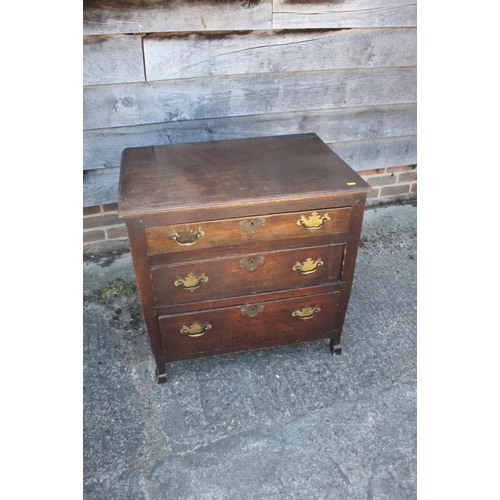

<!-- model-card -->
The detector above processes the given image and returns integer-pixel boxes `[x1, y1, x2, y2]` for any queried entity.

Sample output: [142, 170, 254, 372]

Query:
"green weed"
[97, 279, 135, 299]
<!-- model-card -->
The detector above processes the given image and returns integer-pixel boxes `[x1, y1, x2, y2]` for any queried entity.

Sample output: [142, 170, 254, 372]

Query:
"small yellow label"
[347, 182, 356, 186]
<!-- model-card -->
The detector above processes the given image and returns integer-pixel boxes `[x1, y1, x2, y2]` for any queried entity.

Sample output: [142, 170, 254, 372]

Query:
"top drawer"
[145, 207, 351, 256]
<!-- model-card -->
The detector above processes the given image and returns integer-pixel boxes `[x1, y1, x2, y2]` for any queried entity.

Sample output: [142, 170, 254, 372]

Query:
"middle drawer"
[151, 243, 345, 307]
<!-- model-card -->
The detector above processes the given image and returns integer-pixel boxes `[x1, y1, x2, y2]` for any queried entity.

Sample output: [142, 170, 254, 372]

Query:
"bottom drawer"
[158, 292, 340, 361]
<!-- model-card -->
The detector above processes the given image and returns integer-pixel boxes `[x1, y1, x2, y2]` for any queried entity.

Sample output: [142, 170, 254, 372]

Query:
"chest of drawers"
[118, 133, 372, 383]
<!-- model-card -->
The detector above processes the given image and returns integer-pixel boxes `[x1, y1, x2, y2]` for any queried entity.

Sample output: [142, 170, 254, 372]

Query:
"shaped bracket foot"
[329, 340, 343, 355]
[156, 368, 168, 384]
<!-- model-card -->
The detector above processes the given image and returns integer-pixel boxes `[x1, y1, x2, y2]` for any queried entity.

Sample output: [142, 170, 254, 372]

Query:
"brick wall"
[362, 165, 417, 203]
[83, 203, 129, 255]
[83, 164, 416, 255]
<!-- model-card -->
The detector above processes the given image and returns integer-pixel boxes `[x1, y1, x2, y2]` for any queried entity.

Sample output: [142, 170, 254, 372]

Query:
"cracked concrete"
[83, 203, 417, 499]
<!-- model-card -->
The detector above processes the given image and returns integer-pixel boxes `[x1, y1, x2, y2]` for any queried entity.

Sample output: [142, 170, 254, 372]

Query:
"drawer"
[151, 243, 345, 307]
[158, 291, 340, 361]
[145, 207, 351, 256]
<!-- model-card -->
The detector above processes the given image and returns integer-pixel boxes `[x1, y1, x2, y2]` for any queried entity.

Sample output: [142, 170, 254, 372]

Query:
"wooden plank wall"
[83, 0, 417, 207]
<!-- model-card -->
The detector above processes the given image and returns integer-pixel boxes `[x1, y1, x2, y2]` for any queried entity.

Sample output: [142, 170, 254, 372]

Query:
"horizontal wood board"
[83, 135, 416, 207]
[84, 103, 417, 170]
[84, 167, 122, 207]
[83, 0, 273, 35]
[84, 0, 416, 34]
[328, 135, 417, 170]
[83, 35, 145, 86]
[84, 67, 416, 130]
[143, 27, 416, 81]
[273, 0, 417, 28]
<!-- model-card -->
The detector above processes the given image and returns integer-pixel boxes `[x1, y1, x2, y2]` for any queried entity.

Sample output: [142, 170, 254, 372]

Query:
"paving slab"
[83, 203, 417, 499]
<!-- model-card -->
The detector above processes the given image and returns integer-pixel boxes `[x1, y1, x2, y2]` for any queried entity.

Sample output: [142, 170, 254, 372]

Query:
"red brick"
[411, 182, 417, 192]
[107, 225, 128, 240]
[83, 229, 105, 244]
[83, 212, 121, 229]
[398, 172, 417, 182]
[380, 184, 410, 197]
[359, 168, 386, 177]
[83, 205, 101, 216]
[102, 203, 119, 212]
[387, 165, 417, 174]
[365, 174, 396, 187]
[367, 188, 380, 199]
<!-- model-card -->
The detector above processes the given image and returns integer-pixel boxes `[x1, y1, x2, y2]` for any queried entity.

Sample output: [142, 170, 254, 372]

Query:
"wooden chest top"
[118, 133, 371, 220]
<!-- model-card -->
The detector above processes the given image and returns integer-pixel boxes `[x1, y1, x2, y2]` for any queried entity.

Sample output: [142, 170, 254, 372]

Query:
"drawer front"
[158, 291, 340, 361]
[145, 207, 351, 256]
[152, 243, 345, 307]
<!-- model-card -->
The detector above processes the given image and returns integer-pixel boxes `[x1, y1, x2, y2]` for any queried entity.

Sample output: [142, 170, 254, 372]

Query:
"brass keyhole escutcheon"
[239, 256, 265, 271]
[241, 304, 265, 318]
[238, 218, 266, 235]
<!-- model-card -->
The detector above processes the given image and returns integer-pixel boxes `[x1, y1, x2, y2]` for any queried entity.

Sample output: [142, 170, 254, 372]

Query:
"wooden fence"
[83, 0, 417, 207]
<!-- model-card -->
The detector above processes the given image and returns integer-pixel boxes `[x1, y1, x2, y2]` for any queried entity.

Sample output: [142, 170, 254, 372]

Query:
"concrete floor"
[83, 203, 417, 499]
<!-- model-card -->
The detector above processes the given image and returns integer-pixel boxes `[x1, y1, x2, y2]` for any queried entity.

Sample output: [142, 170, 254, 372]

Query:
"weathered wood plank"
[83, 34, 145, 86]
[84, 135, 416, 206]
[328, 135, 417, 170]
[144, 27, 416, 81]
[83, 0, 273, 35]
[83, 67, 416, 130]
[84, 166, 121, 207]
[272, 0, 417, 29]
[84, 103, 417, 169]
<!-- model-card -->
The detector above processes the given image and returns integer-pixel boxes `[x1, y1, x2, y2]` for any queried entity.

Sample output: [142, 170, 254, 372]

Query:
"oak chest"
[118, 133, 372, 383]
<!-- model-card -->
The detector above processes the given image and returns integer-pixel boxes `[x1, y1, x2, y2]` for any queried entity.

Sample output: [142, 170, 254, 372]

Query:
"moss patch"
[97, 278, 136, 299]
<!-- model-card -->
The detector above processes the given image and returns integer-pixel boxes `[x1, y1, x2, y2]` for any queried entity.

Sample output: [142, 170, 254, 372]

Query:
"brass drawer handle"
[292, 257, 323, 275]
[180, 322, 212, 337]
[169, 226, 205, 246]
[292, 305, 321, 320]
[297, 212, 330, 231]
[241, 304, 265, 318]
[238, 217, 266, 235]
[239, 256, 265, 271]
[174, 273, 209, 291]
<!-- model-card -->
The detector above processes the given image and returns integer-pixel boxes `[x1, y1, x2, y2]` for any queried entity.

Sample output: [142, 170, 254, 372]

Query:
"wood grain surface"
[158, 291, 340, 361]
[152, 243, 345, 306]
[84, 103, 416, 170]
[83, 35, 145, 85]
[83, 0, 273, 35]
[273, 0, 417, 29]
[118, 134, 371, 218]
[144, 28, 416, 81]
[84, 67, 417, 130]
